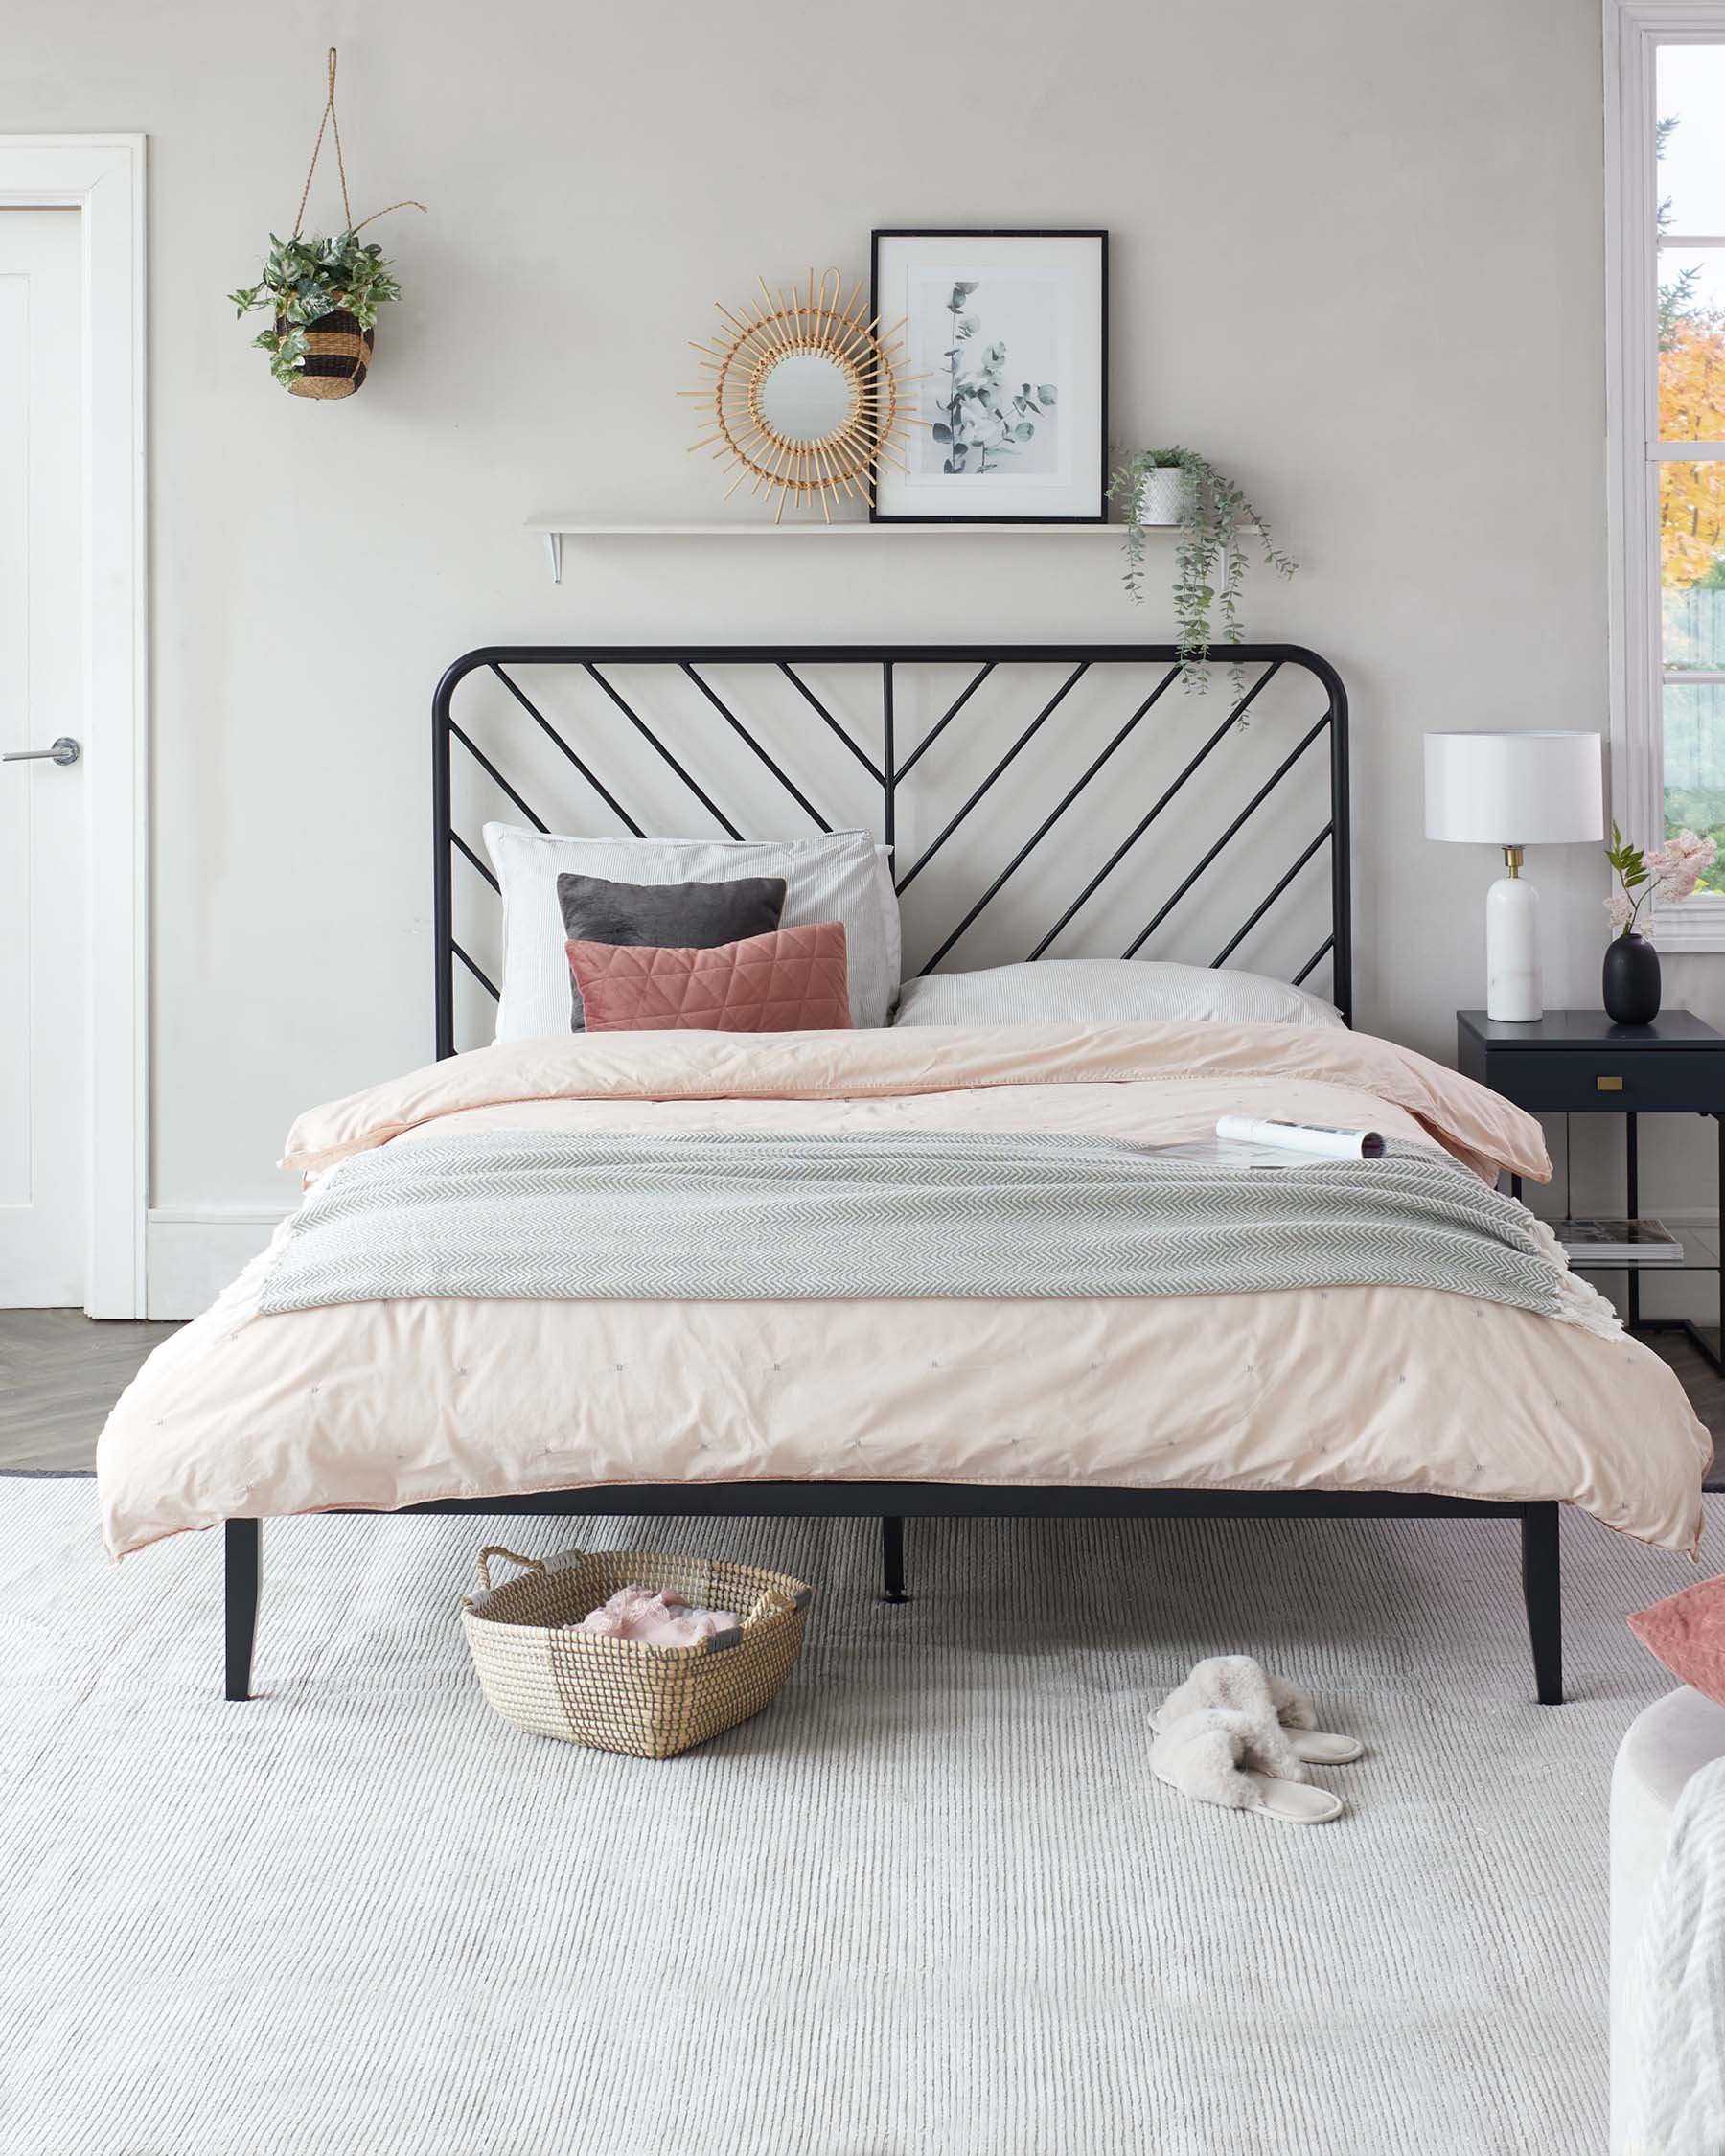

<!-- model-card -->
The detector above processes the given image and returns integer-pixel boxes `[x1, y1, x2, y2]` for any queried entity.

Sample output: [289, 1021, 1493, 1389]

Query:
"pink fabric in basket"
[566, 921, 851, 1033]
[576, 1586, 739, 1646]
[1629, 1574, 1725, 1708]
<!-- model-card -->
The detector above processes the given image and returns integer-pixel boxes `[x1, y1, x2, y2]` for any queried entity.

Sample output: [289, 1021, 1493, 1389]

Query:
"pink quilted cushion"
[566, 922, 852, 1033]
[1629, 1574, 1725, 1708]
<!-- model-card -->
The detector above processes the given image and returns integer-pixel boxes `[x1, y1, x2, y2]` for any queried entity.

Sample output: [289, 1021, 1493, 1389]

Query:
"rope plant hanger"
[229, 47, 426, 400]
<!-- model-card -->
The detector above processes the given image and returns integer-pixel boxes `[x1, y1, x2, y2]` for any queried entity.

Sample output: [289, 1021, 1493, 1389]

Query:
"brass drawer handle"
[1597, 1075, 1624, 1092]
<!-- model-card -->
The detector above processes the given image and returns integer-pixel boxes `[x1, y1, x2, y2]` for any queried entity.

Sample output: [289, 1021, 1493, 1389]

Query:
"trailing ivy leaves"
[229, 230, 403, 388]
[1107, 446, 1298, 697]
[251, 323, 310, 380]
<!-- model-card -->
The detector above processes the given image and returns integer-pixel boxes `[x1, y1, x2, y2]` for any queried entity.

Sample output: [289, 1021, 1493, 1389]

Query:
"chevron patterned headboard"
[430, 642, 1350, 1059]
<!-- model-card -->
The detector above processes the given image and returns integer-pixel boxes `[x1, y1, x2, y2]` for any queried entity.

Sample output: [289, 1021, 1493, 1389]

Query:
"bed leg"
[1520, 1502, 1563, 1707]
[225, 1518, 261, 1702]
[880, 1516, 908, 1603]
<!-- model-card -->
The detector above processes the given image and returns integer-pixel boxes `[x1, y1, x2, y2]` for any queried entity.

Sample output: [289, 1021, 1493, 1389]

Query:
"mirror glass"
[758, 353, 854, 444]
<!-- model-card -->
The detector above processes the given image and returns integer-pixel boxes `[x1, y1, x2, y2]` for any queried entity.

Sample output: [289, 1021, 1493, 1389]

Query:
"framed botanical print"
[869, 228, 1108, 523]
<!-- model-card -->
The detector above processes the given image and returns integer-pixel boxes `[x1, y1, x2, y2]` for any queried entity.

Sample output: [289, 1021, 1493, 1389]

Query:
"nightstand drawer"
[1482, 1049, 1725, 1113]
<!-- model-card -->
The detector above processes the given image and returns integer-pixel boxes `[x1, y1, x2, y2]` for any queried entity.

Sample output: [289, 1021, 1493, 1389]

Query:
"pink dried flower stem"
[1603, 823, 1717, 939]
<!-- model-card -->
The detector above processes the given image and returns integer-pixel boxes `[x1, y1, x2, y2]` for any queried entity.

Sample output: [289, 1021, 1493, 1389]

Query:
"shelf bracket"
[543, 531, 563, 585]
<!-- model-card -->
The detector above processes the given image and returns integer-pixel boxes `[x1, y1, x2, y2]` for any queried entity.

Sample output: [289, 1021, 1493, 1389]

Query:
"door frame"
[0, 138, 147, 1316]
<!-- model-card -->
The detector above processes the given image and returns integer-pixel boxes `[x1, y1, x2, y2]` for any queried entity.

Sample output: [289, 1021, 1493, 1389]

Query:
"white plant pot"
[1136, 467, 1193, 526]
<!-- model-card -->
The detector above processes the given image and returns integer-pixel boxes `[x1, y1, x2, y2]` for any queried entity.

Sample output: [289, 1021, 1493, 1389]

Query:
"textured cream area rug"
[0, 1479, 1713, 2156]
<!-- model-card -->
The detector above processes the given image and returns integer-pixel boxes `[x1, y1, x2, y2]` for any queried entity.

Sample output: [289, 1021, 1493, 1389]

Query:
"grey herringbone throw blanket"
[258, 1131, 1618, 1337]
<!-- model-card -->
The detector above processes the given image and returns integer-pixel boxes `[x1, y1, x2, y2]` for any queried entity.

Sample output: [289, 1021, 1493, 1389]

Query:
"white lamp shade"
[1424, 730, 1604, 847]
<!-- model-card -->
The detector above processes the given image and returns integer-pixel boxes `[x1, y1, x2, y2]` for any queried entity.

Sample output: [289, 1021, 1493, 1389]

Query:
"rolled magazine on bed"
[1213, 1115, 1386, 1161]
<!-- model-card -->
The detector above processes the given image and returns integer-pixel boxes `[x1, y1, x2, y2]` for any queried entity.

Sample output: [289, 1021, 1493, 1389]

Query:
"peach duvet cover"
[97, 1023, 1712, 1558]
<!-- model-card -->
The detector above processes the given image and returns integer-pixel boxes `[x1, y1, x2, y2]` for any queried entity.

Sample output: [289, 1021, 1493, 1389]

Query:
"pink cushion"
[1629, 1575, 1725, 1708]
[566, 922, 852, 1033]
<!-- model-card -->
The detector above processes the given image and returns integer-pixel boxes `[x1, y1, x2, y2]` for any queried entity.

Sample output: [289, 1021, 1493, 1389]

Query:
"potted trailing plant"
[228, 48, 423, 400]
[1602, 823, 1718, 1023]
[1107, 447, 1297, 689]
[229, 228, 403, 398]
[1125, 448, 1191, 527]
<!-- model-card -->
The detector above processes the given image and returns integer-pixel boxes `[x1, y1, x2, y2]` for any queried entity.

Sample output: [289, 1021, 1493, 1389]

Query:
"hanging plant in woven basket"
[228, 48, 425, 399]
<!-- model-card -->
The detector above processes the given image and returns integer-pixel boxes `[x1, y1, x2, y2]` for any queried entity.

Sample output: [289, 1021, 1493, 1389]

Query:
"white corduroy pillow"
[483, 825, 901, 1039]
[891, 958, 1345, 1030]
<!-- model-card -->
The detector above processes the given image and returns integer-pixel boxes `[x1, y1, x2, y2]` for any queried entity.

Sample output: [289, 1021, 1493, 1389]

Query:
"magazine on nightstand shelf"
[1554, 1217, 1685, 1267]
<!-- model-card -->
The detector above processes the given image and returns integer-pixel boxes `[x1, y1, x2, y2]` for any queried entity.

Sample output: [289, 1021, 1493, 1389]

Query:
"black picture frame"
[868, 227, 1109, 524]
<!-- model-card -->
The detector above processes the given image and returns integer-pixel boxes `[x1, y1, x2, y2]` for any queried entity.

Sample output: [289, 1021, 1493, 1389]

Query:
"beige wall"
[18, 0, 1704, 1245]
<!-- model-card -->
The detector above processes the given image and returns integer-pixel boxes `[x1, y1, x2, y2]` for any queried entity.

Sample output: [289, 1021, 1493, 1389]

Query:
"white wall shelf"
[526, 517, 1130, 585]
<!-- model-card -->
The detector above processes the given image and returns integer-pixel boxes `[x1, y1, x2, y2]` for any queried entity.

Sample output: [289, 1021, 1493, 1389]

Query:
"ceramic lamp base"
[1485, 874, 1542, 1022]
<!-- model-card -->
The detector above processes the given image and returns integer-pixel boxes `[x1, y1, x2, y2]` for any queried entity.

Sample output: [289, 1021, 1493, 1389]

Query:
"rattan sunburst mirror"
[685, 269, 922, 521]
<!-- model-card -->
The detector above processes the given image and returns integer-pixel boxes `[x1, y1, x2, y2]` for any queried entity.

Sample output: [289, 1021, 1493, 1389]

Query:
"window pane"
[1656, 47, 1725, 445]
[1664, 680, 1725, 888]
[1661, 247, 1725, 307]
[1659, 261, 1725, 438]
[1656, 46, 1725, 234]
[1656, 49, 1725, 894]
[1661, 458, 1725, 638]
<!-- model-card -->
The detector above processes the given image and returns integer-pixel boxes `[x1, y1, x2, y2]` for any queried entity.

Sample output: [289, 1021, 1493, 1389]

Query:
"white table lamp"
[1424, 730, 1604, 1022]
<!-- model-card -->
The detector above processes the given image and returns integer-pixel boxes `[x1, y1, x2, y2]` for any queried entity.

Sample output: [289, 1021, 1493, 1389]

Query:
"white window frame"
[0, 137, 149, 1314]
[1607, 2, 1725, 949]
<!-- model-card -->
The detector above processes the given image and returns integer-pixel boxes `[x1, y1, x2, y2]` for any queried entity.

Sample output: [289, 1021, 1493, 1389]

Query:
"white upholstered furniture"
[1611, 1684, 1725, 2151]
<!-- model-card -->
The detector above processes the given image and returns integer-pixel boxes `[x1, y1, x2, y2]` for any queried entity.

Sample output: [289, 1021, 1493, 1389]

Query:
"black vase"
[1602, 931, 1662, 1025]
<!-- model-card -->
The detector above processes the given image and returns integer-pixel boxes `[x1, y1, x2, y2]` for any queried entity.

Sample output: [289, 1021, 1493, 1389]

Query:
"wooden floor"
[3, 1308, 1722, 1486]
[1646, 1331, 1725, 1486]
[0, 1310, 181, 1473]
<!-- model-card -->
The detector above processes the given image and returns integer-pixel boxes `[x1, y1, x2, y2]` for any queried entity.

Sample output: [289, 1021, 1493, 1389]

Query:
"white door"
[0, 209, 84, 1305]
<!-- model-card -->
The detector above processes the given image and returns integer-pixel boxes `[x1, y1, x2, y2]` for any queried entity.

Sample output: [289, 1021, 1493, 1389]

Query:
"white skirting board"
[146, 1211, 282, 1320]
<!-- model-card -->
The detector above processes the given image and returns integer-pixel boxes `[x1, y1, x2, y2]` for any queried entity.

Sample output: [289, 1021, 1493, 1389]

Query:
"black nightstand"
[1457, 1007, 1725, 1369]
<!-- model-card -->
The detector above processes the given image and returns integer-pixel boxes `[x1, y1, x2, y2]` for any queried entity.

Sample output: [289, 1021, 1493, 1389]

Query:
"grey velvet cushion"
[556, 870, 787, 1029]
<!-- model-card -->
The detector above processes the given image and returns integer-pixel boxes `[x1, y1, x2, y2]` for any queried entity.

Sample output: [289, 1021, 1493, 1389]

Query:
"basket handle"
[475, 1544, 552, 1592]
[743, 1585, 810, 1629]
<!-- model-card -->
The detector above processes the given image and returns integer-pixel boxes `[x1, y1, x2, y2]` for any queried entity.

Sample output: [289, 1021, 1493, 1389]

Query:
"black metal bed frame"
[428, 642, 1355, 1050]
[222, 642, 1564, 1705]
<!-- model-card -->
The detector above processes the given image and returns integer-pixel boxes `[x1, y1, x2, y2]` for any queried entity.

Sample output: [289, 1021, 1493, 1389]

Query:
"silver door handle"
[3, 737, 79, 767]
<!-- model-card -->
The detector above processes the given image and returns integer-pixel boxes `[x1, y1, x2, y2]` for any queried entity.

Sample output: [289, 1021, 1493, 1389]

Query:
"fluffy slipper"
[1150, 1708, 1344, 1825]
[1151, 1653, 1365, 1766]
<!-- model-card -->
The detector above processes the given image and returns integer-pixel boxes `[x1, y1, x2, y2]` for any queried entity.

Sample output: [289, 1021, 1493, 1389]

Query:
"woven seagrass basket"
[279, 309, 374, 400]
[461, 1545, 813, 1759]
